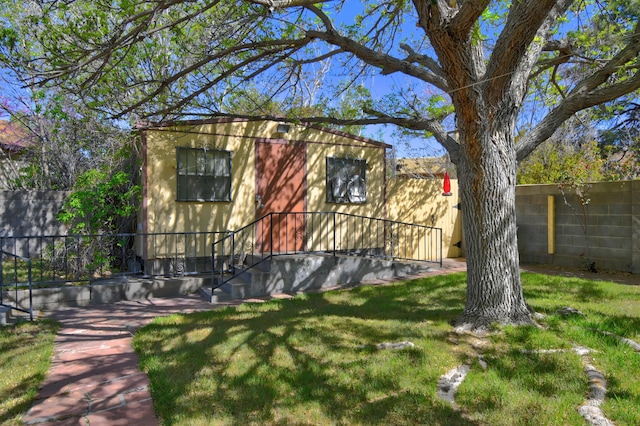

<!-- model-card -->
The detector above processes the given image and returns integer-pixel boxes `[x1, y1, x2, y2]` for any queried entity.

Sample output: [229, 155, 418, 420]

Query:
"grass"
[0, 319, 59, 425]
[133, 272, 640, 426]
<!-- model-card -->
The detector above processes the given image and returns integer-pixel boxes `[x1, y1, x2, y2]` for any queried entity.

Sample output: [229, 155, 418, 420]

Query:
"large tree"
[3, 0, 639, 330]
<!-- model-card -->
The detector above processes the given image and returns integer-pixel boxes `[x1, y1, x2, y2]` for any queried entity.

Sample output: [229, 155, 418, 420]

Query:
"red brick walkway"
[23, 259, 467, 425]
[22, 296, 222, 425]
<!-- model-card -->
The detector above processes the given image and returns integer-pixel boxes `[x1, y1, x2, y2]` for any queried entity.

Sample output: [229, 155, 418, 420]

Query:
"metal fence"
[1, 213, 443, 290]
[0, 231, 228, 287]
[212, 211, 443, 287]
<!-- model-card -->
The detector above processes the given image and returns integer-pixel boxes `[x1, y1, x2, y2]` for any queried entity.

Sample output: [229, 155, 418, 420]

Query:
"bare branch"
[169, 108, 457, 159]
[291, 48, 344, 65]
[131, 39, 311, 119]
[517, 68, 640, 161]
[305, 28, 450, 91]
[301, 4, 450, 90]
[362, 107, 459, 159]
[247, 0, 331, 8]
[399, 43, 446, 80]
[303, 3, 336, 31]
[113, 39, 306, 118]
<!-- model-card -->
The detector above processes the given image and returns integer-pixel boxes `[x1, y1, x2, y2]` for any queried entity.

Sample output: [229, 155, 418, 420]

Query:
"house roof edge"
[135, 117, 391, 149]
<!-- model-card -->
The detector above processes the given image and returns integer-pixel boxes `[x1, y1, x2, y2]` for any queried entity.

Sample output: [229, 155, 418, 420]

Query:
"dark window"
[326, 157, 366, 204]
[176, 147, 232, 202]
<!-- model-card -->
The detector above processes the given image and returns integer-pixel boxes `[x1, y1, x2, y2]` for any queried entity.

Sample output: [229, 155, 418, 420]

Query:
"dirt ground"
[521, 263, 640, 286]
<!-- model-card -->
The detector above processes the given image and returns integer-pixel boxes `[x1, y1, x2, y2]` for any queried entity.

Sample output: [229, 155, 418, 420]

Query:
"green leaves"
[0, 26, 17, 52]
[57, 170, 141, 235]
[0, 0, 638, 165]
[517, 139, 604, 185]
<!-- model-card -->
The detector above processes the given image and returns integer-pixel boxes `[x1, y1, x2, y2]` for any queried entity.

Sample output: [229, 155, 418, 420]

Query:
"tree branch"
[305, 29, 449, 91]
[484, 0, 571, 107]
[361, 107, 459, 160]
[300, 4, 449, 90]
[31, 0, 224, 86]
[175, 108, 459, 160]
[291, 48, 343, 65]
[247, 0, 331, 8]
[572, 23, 640, 95]
[450, 0, 490, 40]
[120, 37, 311, 118]
[399, 43, 446, 80]
[517, 70, 640, 162]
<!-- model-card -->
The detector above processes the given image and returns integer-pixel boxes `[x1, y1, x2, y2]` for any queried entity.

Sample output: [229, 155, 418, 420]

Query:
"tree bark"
[413, 0, 540, 330]
[455, 122, 534, 330]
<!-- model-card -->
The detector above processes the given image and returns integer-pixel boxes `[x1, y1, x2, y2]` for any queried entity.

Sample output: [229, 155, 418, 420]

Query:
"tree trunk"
[455, 124, 534, 330]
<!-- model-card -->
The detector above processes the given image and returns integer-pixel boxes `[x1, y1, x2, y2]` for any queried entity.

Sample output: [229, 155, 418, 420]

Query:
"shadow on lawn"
[522, 273, 608, 303]
[0, 320, 58, 425]
[135, 273, 478, 425]
[0, 371, 48, 425]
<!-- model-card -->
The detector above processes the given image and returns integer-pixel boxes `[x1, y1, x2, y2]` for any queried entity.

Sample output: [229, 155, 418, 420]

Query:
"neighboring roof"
[0, 120, 32, 154]
[136, 117, 392, 149]
[395, 156, 455, 178]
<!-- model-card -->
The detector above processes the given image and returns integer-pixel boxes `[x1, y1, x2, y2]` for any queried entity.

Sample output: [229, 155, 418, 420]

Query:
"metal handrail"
[1, 250, 33, 321]
[211, 211, 442, 293]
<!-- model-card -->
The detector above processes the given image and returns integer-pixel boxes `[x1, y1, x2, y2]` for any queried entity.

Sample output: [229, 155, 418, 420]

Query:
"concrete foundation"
[3, 274, 210, 312]
[202, 254, 435, 301]
[5, 254, 437, 311]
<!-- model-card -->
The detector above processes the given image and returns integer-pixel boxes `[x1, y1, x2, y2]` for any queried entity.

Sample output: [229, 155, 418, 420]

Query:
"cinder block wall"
[0, 191, 69, 238]
[516, 181, 638, 273]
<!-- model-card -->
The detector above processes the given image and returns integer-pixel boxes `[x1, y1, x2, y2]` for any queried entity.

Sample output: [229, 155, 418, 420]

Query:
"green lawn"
[133, 272, 640, 425]
[0, 319, 59, 425]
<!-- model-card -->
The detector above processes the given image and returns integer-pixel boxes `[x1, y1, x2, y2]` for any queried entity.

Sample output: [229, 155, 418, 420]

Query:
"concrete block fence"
[0, 191, 69, 237]
[516, 180, 640, 273]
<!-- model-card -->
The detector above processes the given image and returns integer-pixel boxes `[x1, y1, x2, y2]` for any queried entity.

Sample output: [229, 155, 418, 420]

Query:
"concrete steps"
[0, 305, 10, 326]
[198, 286, 233, 303]
[199, 253, 437, 303]
[0, 305, 35, 325]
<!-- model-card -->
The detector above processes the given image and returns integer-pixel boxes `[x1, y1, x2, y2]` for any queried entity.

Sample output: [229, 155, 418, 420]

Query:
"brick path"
[21, 296, 224, 425]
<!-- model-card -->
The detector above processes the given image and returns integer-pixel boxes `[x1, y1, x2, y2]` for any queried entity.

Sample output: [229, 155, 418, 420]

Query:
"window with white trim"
[326, 157, 367, 204]
[176, 147, 232, 202]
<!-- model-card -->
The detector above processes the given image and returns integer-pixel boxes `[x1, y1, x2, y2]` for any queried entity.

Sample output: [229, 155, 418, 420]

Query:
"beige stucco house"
[136, 118, 400, 270]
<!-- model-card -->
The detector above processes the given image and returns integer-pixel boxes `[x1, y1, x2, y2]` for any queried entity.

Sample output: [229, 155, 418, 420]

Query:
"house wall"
[305, 132, 386, 217]
[140, 120, 389, 260]
[386, 177, 463, 259]
[305, 129, 387, 252]
[142, 121, 258, 236]
[516, 181, 640, 273]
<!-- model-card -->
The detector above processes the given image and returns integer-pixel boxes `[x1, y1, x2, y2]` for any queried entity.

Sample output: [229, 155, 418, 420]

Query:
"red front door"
[255, 140, 306, 253]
